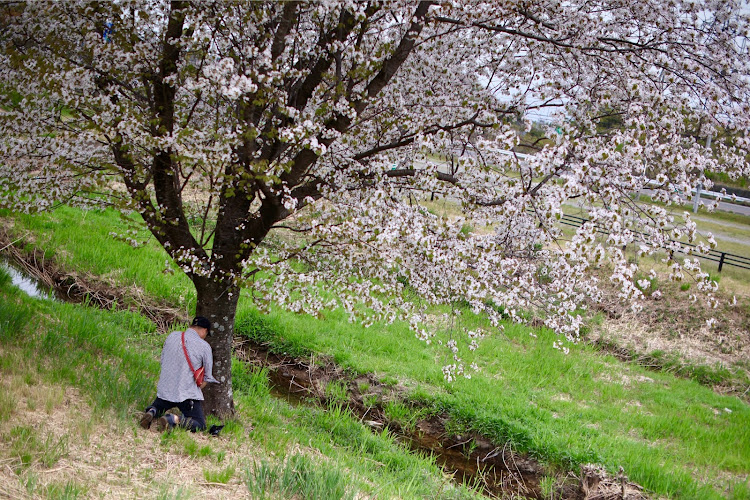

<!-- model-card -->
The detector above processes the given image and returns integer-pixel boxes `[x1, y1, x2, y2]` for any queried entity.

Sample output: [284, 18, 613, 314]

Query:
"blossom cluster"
[1, 1, 748, 382]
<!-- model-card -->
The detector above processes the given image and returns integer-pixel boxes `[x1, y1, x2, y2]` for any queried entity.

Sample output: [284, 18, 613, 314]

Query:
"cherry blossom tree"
[1, 1, 748, 415]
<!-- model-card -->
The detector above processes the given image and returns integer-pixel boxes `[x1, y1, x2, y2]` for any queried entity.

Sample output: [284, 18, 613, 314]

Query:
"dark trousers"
[145, 397, 206, 432]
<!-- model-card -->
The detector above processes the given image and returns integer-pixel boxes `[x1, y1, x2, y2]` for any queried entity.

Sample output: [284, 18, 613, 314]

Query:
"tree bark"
[194, 277, 240, 418]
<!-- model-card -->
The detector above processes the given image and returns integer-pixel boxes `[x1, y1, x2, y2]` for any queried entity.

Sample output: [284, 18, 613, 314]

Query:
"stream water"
[0, 257, 56, 300]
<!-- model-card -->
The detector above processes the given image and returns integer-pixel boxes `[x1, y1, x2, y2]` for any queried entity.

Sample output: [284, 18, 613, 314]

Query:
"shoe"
[156, 416, 169, 432]
[140, 410, 155, 429]
[156, 414, 176, 432]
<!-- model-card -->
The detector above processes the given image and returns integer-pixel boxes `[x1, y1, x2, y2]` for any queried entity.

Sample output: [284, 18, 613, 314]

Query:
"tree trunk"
[194, 277, 240, 418]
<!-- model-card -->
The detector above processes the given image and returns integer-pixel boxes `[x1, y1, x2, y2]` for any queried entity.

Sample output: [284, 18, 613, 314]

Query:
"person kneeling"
[140, 316, 218, 432]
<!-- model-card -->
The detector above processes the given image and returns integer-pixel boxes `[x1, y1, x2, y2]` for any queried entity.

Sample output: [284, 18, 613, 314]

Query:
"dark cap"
[191, 316, 212, 336]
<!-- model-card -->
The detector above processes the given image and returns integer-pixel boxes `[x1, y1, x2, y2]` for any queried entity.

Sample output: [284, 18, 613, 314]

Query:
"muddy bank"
[0, 229, 647, 499]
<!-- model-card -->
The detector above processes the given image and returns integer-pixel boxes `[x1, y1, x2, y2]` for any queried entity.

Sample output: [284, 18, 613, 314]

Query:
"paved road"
[700, 198, 750, 217]
[640, 188, 750, 218]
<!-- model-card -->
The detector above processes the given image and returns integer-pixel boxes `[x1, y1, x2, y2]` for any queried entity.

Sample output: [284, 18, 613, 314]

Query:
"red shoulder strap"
[181, 331, 197, 374]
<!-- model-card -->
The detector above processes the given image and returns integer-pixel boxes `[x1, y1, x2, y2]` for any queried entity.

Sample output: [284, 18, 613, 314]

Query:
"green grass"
[236, 303, 748, 498]
[44, 480, 88, 500]
[230, 359, 479, 498]
[245, 454, 354, 500]
[2, 206, 195, 308]
[705, 171, 750, 190]
[0, 266, 481, 499]
[3, 206, 750, 499]
[203, 465, 235, 484]
[595, 338, 748, 389]
[6, 424, 68, 471]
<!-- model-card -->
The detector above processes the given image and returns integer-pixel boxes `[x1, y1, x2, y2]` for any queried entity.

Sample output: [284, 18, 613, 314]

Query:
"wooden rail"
[557, 213, 750, 272]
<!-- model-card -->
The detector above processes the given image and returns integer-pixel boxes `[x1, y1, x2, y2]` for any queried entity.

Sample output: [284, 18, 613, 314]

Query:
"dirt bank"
[589, 276, 750, 402]
[0, 225, 183, 331]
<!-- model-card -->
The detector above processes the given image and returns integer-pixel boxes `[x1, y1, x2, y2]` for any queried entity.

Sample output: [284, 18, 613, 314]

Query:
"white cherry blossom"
[1, 1, 748, 412]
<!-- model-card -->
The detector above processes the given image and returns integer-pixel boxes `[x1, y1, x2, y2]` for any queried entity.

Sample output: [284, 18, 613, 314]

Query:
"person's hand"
[199, 381, 207, 389]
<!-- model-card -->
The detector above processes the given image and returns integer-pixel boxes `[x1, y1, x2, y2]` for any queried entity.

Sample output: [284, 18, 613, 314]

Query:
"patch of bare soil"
[590, 278, 750, 400]
[0, 369, 250, 499]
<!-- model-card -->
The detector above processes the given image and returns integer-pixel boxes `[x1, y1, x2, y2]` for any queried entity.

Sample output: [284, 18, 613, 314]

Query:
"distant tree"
[1, 1, 748, 415]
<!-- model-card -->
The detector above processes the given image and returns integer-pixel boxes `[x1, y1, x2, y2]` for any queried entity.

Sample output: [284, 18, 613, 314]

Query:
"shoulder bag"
[181, 331, 205, 386]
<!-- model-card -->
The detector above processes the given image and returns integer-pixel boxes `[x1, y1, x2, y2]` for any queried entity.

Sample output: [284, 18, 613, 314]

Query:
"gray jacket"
[156, 328, 218, 402]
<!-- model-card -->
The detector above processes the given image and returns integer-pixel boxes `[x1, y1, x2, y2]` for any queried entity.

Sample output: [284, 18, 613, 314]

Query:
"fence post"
[692, 183, 702, 213]
[718, 252, 726, 272]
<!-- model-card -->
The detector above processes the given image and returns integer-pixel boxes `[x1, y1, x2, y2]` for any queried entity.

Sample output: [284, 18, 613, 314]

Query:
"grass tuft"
[203, 465, 235, 484]
[325, 380, 349, 407]
[6, 425, 68, 471]
[0, 296, 30, 343]
[44, 480, 88, 500]
[245, 454, 353, 500]
[231, 359, 271, 400]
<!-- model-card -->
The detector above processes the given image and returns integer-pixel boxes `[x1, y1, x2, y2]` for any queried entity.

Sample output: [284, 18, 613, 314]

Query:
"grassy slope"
[2, 206, 750, 499]
[0, 267, 480, 499]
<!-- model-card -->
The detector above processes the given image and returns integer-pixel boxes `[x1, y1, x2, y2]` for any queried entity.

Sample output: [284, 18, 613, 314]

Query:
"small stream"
[0, 257, 56, 300]
[243, 344, 555, 499]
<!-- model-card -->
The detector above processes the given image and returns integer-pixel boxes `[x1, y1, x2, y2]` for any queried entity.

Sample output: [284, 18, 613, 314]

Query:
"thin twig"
[446, 438, 474, 450]
[0, 236, 24, 253]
